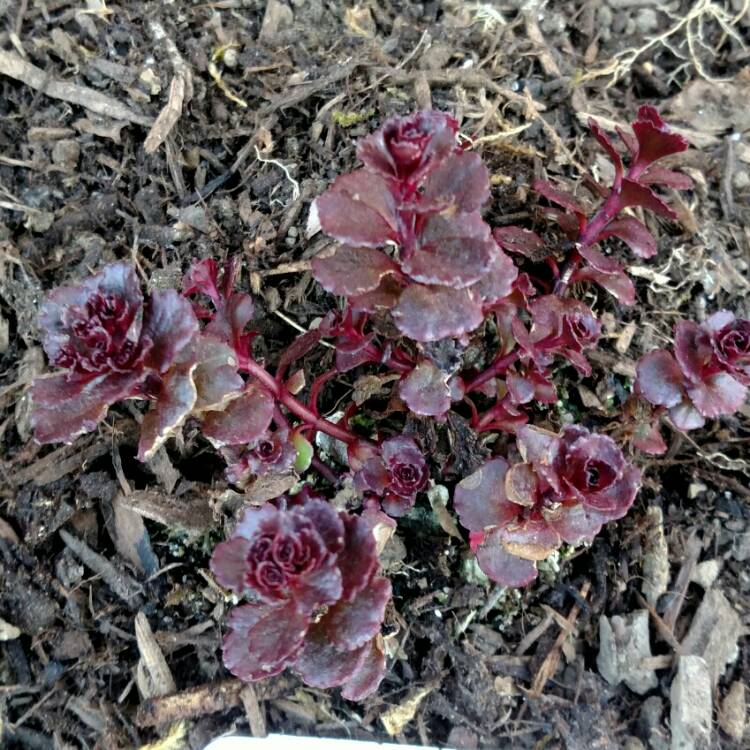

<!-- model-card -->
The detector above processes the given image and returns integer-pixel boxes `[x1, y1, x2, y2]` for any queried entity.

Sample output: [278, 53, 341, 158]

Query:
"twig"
[0, 49, 152, 126]
[59, 529, 143, 608]
[135, 677, 293, 727]
[144, 19, 194, 153]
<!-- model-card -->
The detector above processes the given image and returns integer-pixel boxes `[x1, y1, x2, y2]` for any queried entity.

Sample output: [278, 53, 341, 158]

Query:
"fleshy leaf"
[630, 105, 690, 177]
[31, 370, 144, 445]
[223, 601, 308, 681]
[312, 245, 400, 297]
[210, 536, 251, 594]
[619, 179, 678, 221]
[338, 514, 378, 601]
[636, 349, 685, 408]
[472, 248, 519, 305]
[143, 289, 199, 372]
[420, 151, 490, 213]
[493, 226, 546, 258]
[533, 179, 588, 217]
[399, 360, 451, 417]
[454, 458, 517, 531]
[600, 216, 657, 259]
[340, 637, 387, 701]
[393, 284, 484, 342]
[138, 360, 199, 461]
[320, 577, 391, 651]
[293, 627, 367, 689]
[475, 529, 538, 587]
[687, 373, 747, 418]
[401, 213, 494, 289]
[202, 386, 275, 446]
[316, 170, 398, 247]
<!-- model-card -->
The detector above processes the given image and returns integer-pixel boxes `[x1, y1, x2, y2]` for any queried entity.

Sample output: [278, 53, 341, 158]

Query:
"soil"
[1, 1, 750, 749]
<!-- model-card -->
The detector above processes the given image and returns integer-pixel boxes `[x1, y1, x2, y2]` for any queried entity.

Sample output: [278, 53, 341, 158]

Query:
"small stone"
[689, 560, 720, 589]
[718, 681, 746, 741]
[0, 617, 21, 641]
[51, 139, 80, 171]
[597, 610, 658, 695]
[493, 675, 517, 696]
[682, 589, 742, 687]
[635, 8, 659, 33]
[670, 655, 712, 750]
[732, 168, 750, 190]
[731, 530, 750, 561]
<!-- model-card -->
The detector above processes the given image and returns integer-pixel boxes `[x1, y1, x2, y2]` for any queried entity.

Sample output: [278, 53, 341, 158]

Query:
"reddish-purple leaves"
[398, 360, 452, 417]
[636, 312, 750, 431]
[312, 111, 517, 342]
[454, 426, 640, 586]
[350, 436, 429, 517]
[31, 262, 198, 445]
[501, 106, 690, 305]
[211, 496, 391, 700]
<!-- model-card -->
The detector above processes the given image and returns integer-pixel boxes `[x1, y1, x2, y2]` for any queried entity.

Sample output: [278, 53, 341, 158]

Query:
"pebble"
[689, 559, 720, 589]
[670, 655, 712, 750]
[635, 8, 659, 34]
[718, 681, 746, 741]
[597, 610, 658, 695]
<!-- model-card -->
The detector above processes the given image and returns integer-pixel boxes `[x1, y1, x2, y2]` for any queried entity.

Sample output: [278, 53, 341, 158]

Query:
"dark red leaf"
[492, 226, 546, 258]
[636, 349, 684, 408]
[619, 179, 678, 221]
[687, 373, 747, 418]
[533, 179, 588, 216]
[223, 601, 308, 681]
[399, 360, 451, 417]
[31, 370, 144, 445]
[473, 248, 518, 305]
[316, 170, 398, 247]
[312, 245, 400, 297]
[589, 119, 623, 185]
[320, 576, 391, 651]
[475, 529, 538, 587]
[454, 458, 517, 531]
[639, 166, 693, 190]
[293, 627, 367, 689]
[341, 637, 387, 701]
[338, 514, 378, 601]
[143, 289, 199, 373]
[420, 151, 490, 212]
[210, 536, 251, 593]
[629, 105, 689, 178]
[599, 216, 657, 259]
[392, 284, 484, 341]
[202, 386, 275, 446]
[401, 213, 494, 288]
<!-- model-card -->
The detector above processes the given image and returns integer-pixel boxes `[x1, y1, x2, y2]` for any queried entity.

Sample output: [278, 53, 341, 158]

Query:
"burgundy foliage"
[636, 311, 750, 432]
[495, 106, 691, 305]
[312, 111, 518, 342]
[31, 262, 199, 446]
[454, 425, 640, 586]
[29, 107, 728, 704]
[210, 495, 391, 700]
[349, 436, 429, 517]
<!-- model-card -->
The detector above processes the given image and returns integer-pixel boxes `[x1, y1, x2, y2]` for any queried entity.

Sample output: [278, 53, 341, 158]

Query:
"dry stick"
[528, 580, 591, 699]
[144, 19, 193, 154]
[662, 531, 702, 632]
[135, 677, 293, 728]
[59, 529, 143, 608]
[0, 49, 152, 126]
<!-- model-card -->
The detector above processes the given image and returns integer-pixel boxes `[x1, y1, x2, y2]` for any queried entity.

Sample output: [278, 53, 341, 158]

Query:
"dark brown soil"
[1, 2, 749, 749]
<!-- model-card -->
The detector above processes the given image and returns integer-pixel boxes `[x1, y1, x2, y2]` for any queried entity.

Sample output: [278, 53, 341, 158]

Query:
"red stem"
[464, 350, 519, 394]
[238, 355, 358, 445]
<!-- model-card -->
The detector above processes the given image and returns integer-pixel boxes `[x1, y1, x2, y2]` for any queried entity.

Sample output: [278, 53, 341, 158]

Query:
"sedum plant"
[26, 108, 747, 700]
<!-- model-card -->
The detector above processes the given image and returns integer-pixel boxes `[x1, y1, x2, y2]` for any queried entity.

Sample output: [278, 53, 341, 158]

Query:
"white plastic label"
[204, 734, 441, 750]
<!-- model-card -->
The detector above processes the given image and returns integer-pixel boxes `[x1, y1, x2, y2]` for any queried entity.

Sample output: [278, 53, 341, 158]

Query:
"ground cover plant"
[25, 105, 750, 706]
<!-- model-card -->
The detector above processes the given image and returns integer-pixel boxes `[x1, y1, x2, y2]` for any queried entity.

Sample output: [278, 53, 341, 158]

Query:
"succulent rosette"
[311, 110, 518, 342]
[210, 497, 391, 700]
[30, 262, 198, 445]
[350, 436, 429, 516]
[454, 425, 640, 586]
[636, 311, 750, 430]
